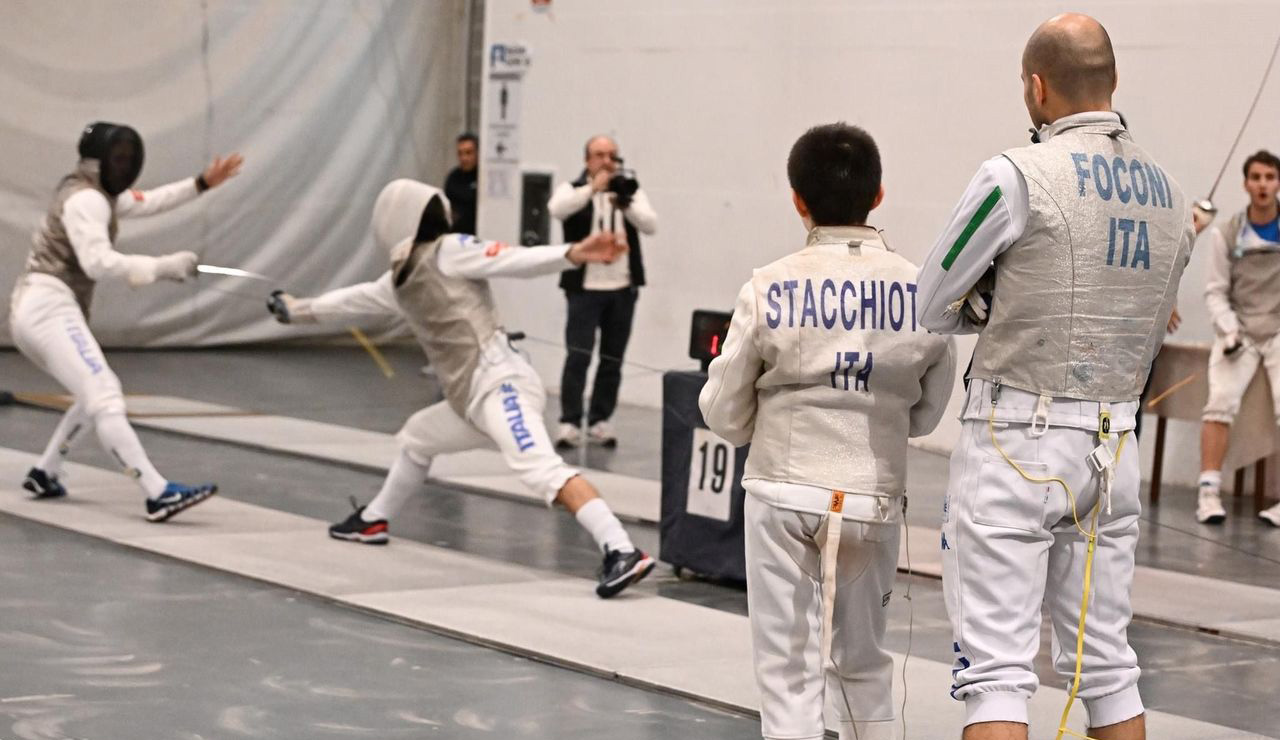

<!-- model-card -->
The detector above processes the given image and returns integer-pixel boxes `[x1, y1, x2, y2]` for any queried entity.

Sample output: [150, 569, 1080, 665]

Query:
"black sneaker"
[146, 482, 217, 522]
[329, 499, 389, 544]
[23, 467, 67, 499]
[596, 548, 655, 598]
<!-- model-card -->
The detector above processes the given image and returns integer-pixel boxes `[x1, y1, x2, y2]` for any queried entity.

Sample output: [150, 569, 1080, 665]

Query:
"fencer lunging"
[10, 121, 243, 522]
[269, 179, 655, 598]
[917, 15, 1195, 740]
[701, 123, 956, 740]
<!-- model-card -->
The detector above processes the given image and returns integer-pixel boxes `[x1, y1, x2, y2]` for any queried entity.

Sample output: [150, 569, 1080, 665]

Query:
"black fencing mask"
[78, 122, 145, 196]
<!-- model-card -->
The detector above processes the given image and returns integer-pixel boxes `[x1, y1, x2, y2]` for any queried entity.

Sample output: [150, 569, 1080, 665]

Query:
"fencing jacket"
[699, 225, 955, 516]
[1204, 207, 1280, 342]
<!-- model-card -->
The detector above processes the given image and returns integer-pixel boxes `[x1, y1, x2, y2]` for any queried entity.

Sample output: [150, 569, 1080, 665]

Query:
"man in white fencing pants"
[917, 15, 1194, 740]
[11, 121, 242, 521]
[701, 123, 955, 740]
[1195, 150, 1280, 526]
[268, 179, 655, 598]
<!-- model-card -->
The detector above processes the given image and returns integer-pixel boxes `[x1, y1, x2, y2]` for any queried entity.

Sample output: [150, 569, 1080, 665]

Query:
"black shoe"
[329, 499, 389, 544]
[146, 482, 217, 522]
[596, 548, 655, 598]
[23, 467, 67, 499]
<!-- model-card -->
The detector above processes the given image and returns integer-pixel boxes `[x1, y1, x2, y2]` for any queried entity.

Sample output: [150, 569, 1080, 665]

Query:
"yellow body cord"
[986, 407, 1128, 740]
[348, 327, 396, 379]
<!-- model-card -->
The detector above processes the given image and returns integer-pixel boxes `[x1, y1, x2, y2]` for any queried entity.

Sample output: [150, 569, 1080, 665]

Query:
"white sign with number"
[686, 427, 736, 522]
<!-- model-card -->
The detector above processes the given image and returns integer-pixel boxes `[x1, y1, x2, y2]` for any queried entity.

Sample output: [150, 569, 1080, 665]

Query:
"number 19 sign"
[687, 427, 737, 522]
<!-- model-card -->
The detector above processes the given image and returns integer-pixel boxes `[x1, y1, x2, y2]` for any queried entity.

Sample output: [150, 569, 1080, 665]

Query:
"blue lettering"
[1071, 153, 1091, 196]
[840, 281, 857, 330]
[1092, 154, 1113, 200]
[1130, 159, 1149, 206]
[765, 283, 782, 329]
[1116, 218, 1135, 267]
[878, 280, 886, 330]
[854, 352, 873, 392]
[1153, 166, 1171, 208]
[1107, 217, 1117, 265]
[860, 280, 877, 330]
[820, 279, 837, 329]
[1112, 157, 1131, 203]
[800, 280, 819, 327]
[782, 280, 799, 327]
[889, 282, 905, 330]
[1132, 221, 1150, 269]
[1145, 163, 1167, 208]
[906, 283, 918, 330]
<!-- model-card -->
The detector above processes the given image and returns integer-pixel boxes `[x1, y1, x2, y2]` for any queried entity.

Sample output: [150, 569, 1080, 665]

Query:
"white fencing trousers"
[9, 275, 166, 496]
[1202, 334, 1280, 424]
[744, 493, 899, 740]
[941, 413, 1143, 729]
[394, 365, 578, 508]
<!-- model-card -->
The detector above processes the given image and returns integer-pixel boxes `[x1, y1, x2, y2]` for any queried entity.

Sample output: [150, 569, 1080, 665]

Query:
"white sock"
[95, 412, 166, 498]
[574, 497, 634, 554]
[36, 404, 89, 476]
[1198, 470, 1222, 490]
[363, 450, 431, 522]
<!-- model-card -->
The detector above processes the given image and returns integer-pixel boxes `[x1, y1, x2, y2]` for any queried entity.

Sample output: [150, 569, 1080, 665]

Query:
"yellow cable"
[348, 327, 396, 379]
[985, 406, 1128, 740]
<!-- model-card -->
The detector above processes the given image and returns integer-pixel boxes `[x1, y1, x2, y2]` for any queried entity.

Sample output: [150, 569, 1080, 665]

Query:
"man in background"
[444, 132, 478, 235]
[1196, 150, 1280, 526]
[548, 135, 657, 448]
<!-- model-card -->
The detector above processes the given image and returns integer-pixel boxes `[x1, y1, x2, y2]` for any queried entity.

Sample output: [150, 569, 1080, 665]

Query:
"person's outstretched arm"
[435, 232, 625, 280]
[116, 153, 244, 218]
[269, 272, 401, 325]
[63, 189, 196, 286]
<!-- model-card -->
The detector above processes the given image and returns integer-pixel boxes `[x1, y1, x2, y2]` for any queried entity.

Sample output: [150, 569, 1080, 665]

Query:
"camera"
[607, 168, 639, 208]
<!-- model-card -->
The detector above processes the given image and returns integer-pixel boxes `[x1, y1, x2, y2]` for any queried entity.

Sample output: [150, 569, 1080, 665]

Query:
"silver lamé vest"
[971, 120, 1194, 401]
[742, 226, 950, 496]
[392, 237, 501, 416]
[1221, 210, 1280, 342]
[25, 161, 118, 316]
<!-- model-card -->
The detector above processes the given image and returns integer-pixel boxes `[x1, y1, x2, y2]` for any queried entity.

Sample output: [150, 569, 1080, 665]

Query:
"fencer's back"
[25, 162, 117, 315]
[971, 116, 1194, 401]
[745, 226, 949, 496]
[392, 235, 500, 416]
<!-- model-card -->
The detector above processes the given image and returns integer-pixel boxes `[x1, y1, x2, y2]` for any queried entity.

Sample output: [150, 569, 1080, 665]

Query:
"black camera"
[608, 168, 639, 208]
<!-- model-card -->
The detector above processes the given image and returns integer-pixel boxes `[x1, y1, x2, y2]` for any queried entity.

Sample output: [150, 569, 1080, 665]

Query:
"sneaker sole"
[147, 487, 218, 523]
[328, 529, 390, 545]
[1197, 513, 1226, 525]
[596, 555, 656, 599]
[555, 440, 578, 450]
[1259, 515, 1280, 528]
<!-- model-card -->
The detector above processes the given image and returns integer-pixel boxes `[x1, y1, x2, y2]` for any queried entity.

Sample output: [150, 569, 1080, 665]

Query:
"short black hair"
[787, 123, 881, 226]
[457, 132, 478, 145]
[1243, 150, 1280, 178]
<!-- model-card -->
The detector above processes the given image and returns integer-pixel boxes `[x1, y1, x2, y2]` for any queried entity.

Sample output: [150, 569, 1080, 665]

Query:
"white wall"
[478, 0, 1280, 482]
[0, 0, 466, 347]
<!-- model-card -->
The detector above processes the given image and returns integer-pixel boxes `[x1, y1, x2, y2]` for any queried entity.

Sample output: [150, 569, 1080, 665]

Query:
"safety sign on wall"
[485, 43, 531, 200]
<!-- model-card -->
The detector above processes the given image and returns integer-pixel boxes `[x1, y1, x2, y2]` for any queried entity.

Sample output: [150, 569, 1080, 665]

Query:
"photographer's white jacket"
[700, 226, 955, 509]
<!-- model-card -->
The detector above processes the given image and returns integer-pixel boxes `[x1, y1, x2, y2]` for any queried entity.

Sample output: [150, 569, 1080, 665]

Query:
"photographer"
[548, 135, 658, 448]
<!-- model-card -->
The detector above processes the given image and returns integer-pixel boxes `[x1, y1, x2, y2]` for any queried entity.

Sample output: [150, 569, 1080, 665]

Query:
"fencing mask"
[78, 122, 144, 196]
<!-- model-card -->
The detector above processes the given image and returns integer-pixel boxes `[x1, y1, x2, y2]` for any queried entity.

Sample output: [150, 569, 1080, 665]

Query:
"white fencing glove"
[154, 251, 199, 283]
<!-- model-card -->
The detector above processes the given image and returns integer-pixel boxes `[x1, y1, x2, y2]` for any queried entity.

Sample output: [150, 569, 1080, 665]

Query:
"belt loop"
[1029, 394, 1052, 437]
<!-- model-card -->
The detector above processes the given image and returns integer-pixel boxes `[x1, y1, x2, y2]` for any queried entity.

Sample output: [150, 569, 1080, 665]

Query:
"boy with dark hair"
[1198, 148, 1280, 525]
[700, 123, 955, 740]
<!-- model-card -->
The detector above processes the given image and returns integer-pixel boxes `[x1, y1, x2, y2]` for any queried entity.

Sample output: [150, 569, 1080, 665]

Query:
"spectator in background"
[444, 132, 478, 234]
[1195, 150, 1280, 527]
[548, 135, 657, 448]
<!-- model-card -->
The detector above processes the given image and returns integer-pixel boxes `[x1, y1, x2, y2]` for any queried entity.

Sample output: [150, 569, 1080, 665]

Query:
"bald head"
[1022, 13, 1116, 110]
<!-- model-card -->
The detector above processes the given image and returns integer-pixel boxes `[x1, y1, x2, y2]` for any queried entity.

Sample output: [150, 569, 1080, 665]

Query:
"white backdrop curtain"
[0, 0, 467, 347]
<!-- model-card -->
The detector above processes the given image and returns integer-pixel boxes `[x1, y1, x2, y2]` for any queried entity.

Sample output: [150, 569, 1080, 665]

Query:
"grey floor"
[2, 346, 1280, 737]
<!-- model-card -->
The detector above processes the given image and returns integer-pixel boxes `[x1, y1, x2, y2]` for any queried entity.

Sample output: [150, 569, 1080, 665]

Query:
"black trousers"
[559, 288, 637, 425]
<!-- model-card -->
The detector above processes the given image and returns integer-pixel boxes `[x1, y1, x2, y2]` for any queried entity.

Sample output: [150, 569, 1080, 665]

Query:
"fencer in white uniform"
[700, 124, 955, 740]
[916, 15, 1194, 740]
[10, 121, 243, 521]
[269, 179, 656, 598]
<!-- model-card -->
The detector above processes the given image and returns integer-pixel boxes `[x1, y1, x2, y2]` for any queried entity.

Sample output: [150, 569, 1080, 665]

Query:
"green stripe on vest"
[942, 186, 1002, 270]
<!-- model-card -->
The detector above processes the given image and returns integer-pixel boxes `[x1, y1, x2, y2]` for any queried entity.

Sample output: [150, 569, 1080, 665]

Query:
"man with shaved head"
[917, 14, 1195, 740]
